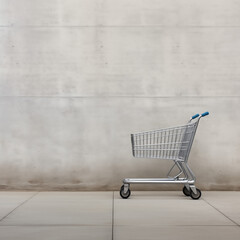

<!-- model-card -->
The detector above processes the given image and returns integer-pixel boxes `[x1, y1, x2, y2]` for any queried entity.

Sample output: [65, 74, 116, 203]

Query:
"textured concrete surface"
[0, 226, 111, 240]
[114, 192, 233, 226]
[203, 191, 240, 225]
[114, 226, 240, 240]
[0, 192, 36, 220]
[0, 191, 239, 240]
[0, 0, 240, 190]
[0, 192, 112, 225]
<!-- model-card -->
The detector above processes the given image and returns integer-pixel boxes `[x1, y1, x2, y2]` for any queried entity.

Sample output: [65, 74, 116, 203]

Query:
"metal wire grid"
[131, 122, 198, 161]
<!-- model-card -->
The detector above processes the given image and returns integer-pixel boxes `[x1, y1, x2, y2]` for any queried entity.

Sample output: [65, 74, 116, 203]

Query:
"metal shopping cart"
[120, 112, 209, 200]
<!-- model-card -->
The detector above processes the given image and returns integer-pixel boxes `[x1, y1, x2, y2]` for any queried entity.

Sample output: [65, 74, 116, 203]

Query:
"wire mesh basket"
[131, 122, 198, 161]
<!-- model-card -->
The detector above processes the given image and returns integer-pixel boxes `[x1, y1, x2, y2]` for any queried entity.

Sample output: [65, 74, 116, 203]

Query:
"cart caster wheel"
[190, 188, 201, 200]
[182, 186, 190, 196]
[120, 185, 131, 199]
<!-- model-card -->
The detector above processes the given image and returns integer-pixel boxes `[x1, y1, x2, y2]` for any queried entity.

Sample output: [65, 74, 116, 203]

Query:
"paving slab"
[0, 192, 36, 220]
[114, 226, 240, 240]
[114, 191, 234, 226]
[203, 191, 240, 225]
[0, 226, 111, 240]
[0, 192, 112, 226]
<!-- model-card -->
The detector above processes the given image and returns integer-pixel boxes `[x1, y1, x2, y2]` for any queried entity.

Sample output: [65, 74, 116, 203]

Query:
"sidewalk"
[0, 191, 239, 240]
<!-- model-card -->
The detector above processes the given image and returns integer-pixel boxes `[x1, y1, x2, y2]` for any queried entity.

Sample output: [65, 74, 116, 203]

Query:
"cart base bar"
[123, 178, 195, 184]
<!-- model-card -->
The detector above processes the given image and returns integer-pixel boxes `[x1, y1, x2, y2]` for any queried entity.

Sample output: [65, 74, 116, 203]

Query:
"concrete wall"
[0, 0, 239, 190]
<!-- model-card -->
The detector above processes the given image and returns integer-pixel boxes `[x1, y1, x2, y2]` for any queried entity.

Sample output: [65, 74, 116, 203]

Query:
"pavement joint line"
[202, 198, 240, 227]
[112, 191, 115, 240]
[0, 224, 238, 229]
[0, 95, 240, 99]
[113, 224, 238, 227]
[0, 192, 39, 223]
[0, 224, 237, 227]
[1, 25, 240, 28]
[0, 224, 111, 227]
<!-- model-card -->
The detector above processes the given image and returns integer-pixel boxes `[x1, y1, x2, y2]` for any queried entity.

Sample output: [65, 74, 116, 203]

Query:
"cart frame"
[120, 112, 209, 200]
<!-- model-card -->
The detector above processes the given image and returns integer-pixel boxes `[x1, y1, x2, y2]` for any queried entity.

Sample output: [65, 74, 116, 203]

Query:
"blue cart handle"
[201, 111, 209, 117]
[191, 114, 200, 119]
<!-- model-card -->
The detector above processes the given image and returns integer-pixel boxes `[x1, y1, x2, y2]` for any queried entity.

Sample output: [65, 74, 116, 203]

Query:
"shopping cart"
[120, 111, 209, 200]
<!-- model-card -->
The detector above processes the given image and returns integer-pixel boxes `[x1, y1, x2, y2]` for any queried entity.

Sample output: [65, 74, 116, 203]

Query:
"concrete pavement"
[0, 191, 239, 239]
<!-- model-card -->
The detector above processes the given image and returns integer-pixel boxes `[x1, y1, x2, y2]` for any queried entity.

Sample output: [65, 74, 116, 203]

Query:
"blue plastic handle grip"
[201, 111, 209, 117]
[192, 114, 200, 119]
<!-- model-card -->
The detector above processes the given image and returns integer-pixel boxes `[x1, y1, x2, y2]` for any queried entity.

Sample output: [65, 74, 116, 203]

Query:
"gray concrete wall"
[0, 0, 239, 190]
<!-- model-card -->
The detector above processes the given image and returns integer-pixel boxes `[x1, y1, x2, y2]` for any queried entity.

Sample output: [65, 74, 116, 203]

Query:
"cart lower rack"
[120, 111, 209, 200]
